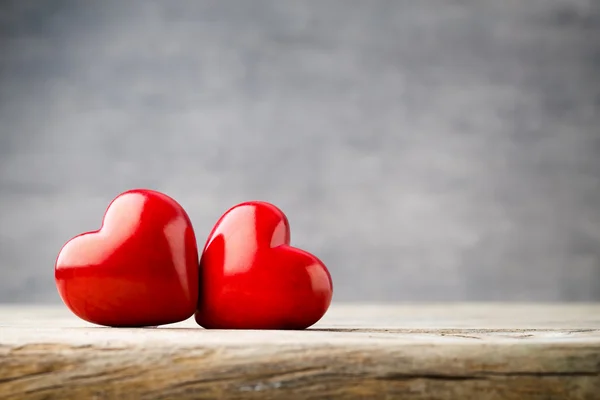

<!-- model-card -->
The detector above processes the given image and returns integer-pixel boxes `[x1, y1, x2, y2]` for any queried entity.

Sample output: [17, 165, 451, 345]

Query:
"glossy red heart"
[195, 201, 333, 330]
[55, 189, 199, 327]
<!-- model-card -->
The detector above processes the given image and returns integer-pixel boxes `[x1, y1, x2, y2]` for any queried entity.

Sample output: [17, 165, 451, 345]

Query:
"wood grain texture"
[1, 304, 599, 399]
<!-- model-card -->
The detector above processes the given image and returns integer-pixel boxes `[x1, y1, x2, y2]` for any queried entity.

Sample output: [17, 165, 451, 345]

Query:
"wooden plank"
[1, 304, 599, 399]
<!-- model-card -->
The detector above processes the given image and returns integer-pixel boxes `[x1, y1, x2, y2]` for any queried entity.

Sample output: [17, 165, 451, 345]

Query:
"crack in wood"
[378, 373, 484, 381]
[0, 371, 54, 385]
[378, 370, 600, 382]
[313, 328, 600, 335]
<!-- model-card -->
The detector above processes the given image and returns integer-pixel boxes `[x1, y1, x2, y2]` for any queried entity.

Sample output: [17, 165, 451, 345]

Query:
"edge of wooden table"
[1, 303, 599, 399]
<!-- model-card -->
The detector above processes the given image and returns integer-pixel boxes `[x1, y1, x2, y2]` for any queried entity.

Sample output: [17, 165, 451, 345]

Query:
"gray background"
[1, 0, 599, 303]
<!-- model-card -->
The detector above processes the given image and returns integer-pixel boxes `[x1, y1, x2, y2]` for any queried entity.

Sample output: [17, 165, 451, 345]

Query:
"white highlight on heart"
[57, 193, 146, 267]
[209, 206, 258, 275]
[163, 216, 192, 302]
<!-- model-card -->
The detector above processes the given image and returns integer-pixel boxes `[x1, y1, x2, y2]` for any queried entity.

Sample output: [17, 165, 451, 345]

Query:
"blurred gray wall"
[1, 0, 599, 303]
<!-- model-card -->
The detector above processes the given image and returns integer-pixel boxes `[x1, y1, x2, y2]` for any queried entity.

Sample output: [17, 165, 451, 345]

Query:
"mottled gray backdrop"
[1, 0, 599, 303]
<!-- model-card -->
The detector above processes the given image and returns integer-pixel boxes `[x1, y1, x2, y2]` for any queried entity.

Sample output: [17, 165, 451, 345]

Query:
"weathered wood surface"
[1, 304, 599, 399]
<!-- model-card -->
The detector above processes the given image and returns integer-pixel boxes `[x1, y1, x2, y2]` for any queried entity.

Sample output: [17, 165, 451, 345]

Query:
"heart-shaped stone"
[55, 189, 199, 327]
[195, 201, 333, 329]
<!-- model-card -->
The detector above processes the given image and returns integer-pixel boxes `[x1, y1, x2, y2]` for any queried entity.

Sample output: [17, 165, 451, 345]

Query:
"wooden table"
[1, 304, 599, 399]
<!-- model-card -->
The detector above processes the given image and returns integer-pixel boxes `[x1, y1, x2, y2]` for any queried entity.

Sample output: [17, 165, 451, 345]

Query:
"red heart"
[195, 201, 333, 330]
[55, 189, 199, 327]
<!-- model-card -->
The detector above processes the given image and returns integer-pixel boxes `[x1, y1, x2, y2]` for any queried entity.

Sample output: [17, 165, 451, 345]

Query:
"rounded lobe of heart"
[195, 201, 333, 330]
[55, 189, 199, 327]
